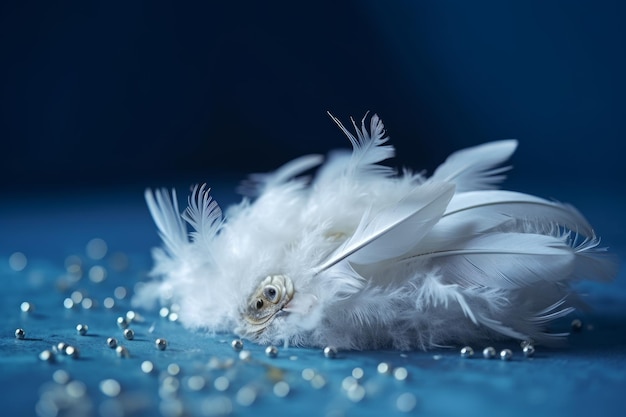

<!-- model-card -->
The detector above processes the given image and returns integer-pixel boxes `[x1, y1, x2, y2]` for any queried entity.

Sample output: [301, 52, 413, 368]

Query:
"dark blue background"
[1, 1, 625, 194]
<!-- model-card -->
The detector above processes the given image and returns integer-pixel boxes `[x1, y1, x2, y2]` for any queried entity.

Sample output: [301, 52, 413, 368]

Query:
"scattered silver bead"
[15, 328, 25, 339]
[115, 345, 129, 358]
[273, 381, 290, 398]
[323, 346, 338, 358]
[39, 349, 55, 362]
[396, 392, 418, 413]
[482, 346, 496, 359]
[116, 316, 129, 329]
[500, 349, 513, 361]
[55, 342, 68, 353]
[76, 324, 88, 336]
[520, 339, 534, 349]
[106, 337, 118, 348]
[63, 298, 75, 309]
[52, 369, 70, 384]
[377, 362, 392, 374]
[571, 318, 583, 332]
[523, 344, 536, 357]
[99, 378, 121, 397]
[231, 339, 244, 351]
[460, 346, 474, 358]
[65, 345, 80, 359]
[20, 301, 34, 313]
[123, 328, 134, 340]
[352, 367, 364, 380]
[103, 297, 115, 309]
[393, 367, 409, 381]
[141, 360, 155, 374]
[265, 345, 278, 358]
[238, 350, 252, 361]
[156, 338, 168, 350]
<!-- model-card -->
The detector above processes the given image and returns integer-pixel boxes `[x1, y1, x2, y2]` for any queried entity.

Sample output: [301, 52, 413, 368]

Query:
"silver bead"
[155, 338, 168, 351]
[76, 324, 88, 336]
[20, 301, 34, 313]
[123, 328, 134, 340]
[520, 339, 534, 349]
[523, 344, 535, 358]
[65, 345, 80, 359]
[55, 342, 68, 354]
[323, 346, 338, 358]
[115, 345, 130, 358]
[265, 345, 278, 358]
[377, 362, 392, 374]
[571, 318, 583, 332]
[460, 346, 474, 358]
[231, 339, 244, 351]
[116, 316, 129, 329]
[15, 328, 25, 339]
[482, 347, 496, 359]
[500, 349, 513, 361]
[106, 337, 118, 348]
[39, 349, 55, 362]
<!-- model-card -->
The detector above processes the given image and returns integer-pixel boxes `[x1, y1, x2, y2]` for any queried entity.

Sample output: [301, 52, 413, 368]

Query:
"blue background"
[1, 0, 625, 193]
[1, 1, 625, 416]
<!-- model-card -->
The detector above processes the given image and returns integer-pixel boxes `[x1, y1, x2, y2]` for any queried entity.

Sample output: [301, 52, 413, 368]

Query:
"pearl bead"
[76, 324, 88, 336]
[323, 346, 338, 358]
[106, 337, 118, 348]
[65, 345, 80, 359]
[15, 328, 25, 339]
[116, 316, 129, 329]
[523, 345, 535, 357]
[115, 345, 129, 358]
[123, 328, 134, 340]
[265, 345, 278, 358]
[460, 346, 474, 358]
[155, 338, 168, 351]
[482, 347, 496, 359]
[500, 349, 513, 361]
[231, 339, 244, 351]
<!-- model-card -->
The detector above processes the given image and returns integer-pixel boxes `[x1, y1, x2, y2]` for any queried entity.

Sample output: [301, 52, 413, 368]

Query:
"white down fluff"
[135, 114, 616, 350]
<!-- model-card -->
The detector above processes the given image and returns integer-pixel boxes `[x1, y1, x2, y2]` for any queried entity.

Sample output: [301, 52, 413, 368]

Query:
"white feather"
[139, 114, 617, 351]
[430, 139, 517, 191]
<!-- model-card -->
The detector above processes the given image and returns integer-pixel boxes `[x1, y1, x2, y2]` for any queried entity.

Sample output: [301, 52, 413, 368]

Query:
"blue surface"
[1, 188, 625, 417]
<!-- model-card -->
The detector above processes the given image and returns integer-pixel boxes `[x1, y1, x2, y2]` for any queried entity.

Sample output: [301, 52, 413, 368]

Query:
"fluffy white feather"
[135, 114, 617, 350]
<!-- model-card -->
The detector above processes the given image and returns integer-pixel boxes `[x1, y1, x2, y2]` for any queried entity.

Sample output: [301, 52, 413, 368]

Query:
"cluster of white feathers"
[135, 114, 616, 350]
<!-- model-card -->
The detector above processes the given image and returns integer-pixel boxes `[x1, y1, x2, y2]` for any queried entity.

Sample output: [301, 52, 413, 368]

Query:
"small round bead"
[55, 342, 68, 353]
[460, 346, 474, 358]
[377, 362, 392, 374]
[106, 337, 118, 348]
[123, 328, 134, 340]
[20, 301, 34, 313]
[239, 350, 252, 361]
[65, 345, 80, 359]
[571, 318, 583, 332]
[265, 345, 278, 358]
[39, 349, 55, 362]
[323, 346, 338, 358]
[15, 328, 25, 339]
[231, 339, 244, 351]
[116, 316, 129, 329]
[155, 338, 168, 351]
[76, 324, 88, 336]
[115, 345, 129, 358]
[523, 345, 535, 358]
[482, 347, 496, 359]
[500, 349, 513, 361]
